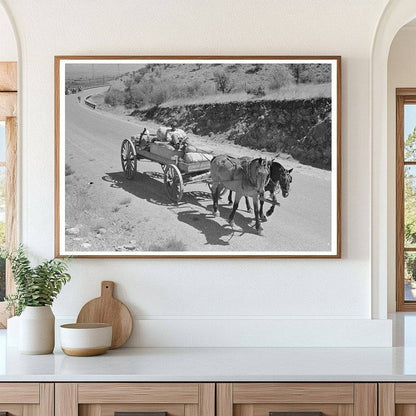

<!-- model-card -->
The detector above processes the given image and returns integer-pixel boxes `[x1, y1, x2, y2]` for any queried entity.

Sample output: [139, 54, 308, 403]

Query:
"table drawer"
[379, 383, 416, 416]
[217, 383, 376, 416]
[0, 383, 53, 416]
[56, 383, 215, 416]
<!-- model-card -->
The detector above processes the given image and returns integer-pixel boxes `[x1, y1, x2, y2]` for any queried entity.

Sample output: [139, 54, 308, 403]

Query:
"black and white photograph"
[55, 57, 341, 257]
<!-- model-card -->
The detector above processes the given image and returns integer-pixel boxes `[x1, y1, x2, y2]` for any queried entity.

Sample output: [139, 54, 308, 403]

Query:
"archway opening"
[371, 1, 416, 323]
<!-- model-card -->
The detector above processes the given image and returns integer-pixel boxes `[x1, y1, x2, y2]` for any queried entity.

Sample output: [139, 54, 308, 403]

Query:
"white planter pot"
[6, 315, 20, 347]
[19, 306, 55, 354]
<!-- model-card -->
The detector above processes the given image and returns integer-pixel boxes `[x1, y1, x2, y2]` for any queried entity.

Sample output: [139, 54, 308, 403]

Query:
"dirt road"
[64, 87, 333, 254]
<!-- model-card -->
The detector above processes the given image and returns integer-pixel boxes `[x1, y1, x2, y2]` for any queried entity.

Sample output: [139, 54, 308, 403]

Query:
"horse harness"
[221, 156, 266, 189]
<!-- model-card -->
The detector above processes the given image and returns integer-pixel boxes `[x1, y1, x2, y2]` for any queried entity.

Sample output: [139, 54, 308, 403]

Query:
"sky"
[405, 104, 416, 139]
[66, 63, 144, 80]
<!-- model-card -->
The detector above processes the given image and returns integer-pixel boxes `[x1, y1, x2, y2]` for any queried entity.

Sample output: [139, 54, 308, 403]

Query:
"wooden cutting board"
[76, 281, 133, 349]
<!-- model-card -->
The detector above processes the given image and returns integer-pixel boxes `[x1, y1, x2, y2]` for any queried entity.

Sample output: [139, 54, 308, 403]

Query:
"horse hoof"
[228, 220, 235, 228]
[257, 228, 263, 235]
[213, 211, 220, 217]
[260, 216, 267, 222]
[247, 209, 253, 214]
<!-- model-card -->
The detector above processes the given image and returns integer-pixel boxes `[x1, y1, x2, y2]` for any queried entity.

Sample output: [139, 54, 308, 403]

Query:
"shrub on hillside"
[151, 83, 169, 105]
[104, 88, 125, 106]
[186, 80, 203, 97]
[246, 85, 265, 97]
[130, 80, 171, 106]
[269, 66, 295, 90]
[299, 64, 331, 84]
[245, 64, 263, 74]
[131, 82, 153, 106]
[213, 70, 233, 93]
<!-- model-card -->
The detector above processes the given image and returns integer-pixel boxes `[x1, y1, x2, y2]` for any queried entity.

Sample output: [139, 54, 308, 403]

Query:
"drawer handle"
[115, 412, 167, 416]
[270, 413, 324, 416]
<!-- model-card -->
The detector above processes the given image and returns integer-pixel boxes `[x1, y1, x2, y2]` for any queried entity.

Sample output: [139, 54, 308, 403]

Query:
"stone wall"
[134, 97, 332, 169]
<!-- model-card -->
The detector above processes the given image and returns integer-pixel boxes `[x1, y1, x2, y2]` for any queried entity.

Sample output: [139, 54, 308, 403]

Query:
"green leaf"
[5, 245, 71, 314]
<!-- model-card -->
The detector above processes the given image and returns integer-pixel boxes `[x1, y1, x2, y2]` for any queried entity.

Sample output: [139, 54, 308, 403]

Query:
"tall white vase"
[19, 306, 55, 354]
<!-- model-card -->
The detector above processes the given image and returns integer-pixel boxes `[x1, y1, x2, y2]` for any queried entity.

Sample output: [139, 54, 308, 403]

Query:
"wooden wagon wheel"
[121, 139, 137, 180]
[164, 164, 184, 203]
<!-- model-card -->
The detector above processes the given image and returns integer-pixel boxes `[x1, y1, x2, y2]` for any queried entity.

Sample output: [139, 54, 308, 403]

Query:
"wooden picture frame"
[55, 56, 341, 258]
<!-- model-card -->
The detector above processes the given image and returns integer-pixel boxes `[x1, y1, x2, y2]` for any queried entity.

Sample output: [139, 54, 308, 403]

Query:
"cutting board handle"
[101, 281, 115, 298]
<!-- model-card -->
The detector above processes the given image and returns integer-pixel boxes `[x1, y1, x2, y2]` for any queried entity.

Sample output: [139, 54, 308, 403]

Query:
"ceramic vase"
[6, 315, 20, 347]
[19, 306, 55, 354]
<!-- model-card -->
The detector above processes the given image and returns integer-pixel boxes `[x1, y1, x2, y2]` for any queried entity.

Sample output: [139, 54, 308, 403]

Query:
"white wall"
[0, 3, 17, 61]
[0, 0, 393, 346]
[387, 25, 416, 312]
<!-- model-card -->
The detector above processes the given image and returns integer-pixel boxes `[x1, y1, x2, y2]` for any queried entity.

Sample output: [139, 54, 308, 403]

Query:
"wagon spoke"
[164, 164, 184, 203]
[121, 139, 137, 180]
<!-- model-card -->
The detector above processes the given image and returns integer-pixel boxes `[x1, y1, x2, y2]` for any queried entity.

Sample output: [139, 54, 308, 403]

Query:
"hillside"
[93, 63, 333, 169]
[104, 62, 332, 108]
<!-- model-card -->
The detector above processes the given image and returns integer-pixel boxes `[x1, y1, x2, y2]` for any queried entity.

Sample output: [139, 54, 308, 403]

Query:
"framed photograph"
[55, 56, 341, 258]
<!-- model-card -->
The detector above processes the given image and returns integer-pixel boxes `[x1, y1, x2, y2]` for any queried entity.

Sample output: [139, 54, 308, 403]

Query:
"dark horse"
[210, 155, 269, 234]
[227, 160, 293, 220]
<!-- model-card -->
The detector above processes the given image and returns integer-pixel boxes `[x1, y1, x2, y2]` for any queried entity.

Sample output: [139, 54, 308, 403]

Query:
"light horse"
[210, 155, 269, 234]
[227, 160, 293, 221]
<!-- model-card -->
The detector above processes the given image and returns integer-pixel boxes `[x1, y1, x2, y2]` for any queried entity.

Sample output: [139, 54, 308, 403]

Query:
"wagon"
[120, 131, 214, 203]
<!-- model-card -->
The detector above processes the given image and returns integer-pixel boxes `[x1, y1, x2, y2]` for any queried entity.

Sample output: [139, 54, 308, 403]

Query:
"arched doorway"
[371, 1, 416, 319]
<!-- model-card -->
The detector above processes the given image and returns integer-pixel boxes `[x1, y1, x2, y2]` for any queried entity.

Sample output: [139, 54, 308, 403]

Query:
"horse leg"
[259, 199, 267, 222]
[245, 197, 252, 213]
[253, 196, 263, 234]
[229, 193, 241, 227]
[266, 204, 275, 217]
[212, 184, 220, 217]
[228, 190, 233, 205]
[266, 193, 277, 217]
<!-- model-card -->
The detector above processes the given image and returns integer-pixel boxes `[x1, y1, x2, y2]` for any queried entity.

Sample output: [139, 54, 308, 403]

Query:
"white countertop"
[1, 327, 416, 382]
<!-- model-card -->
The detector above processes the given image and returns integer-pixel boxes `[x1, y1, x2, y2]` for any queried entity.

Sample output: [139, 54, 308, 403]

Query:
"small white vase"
[19, 306, 55, 354]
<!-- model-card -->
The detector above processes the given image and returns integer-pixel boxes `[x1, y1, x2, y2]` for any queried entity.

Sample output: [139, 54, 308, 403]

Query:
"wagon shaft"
[184, 171, 212, 184]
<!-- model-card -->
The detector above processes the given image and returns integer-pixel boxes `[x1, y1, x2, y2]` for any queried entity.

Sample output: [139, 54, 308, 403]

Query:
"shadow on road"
[104, 171, 181, 206]
[176, 208, 257, 246]
[104, 171, 215, 210]
[103, 171, 259, 246]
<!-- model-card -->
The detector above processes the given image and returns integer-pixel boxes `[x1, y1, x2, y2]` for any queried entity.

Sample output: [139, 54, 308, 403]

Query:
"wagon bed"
[136, 148, 212, 174]
[121, 135, 213, 203]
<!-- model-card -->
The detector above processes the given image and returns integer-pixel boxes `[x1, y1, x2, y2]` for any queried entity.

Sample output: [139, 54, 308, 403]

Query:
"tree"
[404, 127, 416, 246]
[213, 70, 232, 93]
[403, 127, 416, 282]
[405, 126, 416, 161]
[289, 64, 305, 84]
[405, 167, 416, 246]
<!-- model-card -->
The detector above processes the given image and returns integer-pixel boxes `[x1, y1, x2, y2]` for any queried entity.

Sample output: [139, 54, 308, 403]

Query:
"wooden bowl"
[60, 323, 112, 356]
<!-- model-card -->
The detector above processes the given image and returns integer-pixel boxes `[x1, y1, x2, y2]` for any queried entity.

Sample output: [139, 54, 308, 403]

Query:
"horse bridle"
[268, 164, 291, 195]
[247, 158, 268, 189]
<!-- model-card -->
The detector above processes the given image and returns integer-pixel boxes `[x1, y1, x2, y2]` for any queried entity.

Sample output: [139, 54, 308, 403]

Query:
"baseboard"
[55, 317, 392, 347]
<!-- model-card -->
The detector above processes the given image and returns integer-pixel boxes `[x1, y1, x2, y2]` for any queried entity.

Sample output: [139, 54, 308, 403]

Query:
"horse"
[210, 155, 269, 234]
[227, 160, 293, 220]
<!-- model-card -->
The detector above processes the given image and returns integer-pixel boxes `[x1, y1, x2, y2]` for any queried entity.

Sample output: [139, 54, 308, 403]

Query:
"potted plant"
[1, 246, 71, 354]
